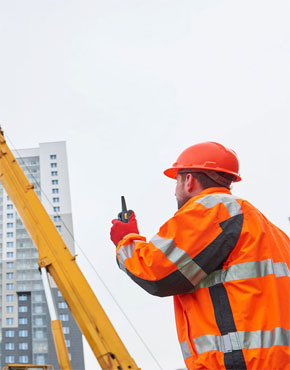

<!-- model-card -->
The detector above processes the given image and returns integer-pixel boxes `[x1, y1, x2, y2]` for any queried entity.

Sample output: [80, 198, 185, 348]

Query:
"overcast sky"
[0, 1, 289, 369]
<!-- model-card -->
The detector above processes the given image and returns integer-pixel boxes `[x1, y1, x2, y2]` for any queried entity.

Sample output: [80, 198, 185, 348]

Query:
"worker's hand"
[110, 212, 139, 246]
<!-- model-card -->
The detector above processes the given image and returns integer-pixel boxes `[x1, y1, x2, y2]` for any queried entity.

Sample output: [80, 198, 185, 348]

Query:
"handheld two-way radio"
[117, 196, 132, 223]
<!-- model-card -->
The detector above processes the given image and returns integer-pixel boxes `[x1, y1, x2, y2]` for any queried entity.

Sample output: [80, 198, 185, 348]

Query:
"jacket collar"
[195, 187, 232, 198]
[176, 187, 232, 213]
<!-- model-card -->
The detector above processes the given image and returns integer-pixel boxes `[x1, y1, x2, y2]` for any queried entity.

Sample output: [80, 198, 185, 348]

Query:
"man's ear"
[185, 173, 196, 192]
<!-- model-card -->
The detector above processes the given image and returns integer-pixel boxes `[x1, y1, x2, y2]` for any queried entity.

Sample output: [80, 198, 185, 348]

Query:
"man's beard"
[177, 196, 191, 210]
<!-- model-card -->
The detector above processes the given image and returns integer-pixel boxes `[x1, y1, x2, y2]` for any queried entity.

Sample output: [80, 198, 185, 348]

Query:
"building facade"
[0, 142, 85, 369]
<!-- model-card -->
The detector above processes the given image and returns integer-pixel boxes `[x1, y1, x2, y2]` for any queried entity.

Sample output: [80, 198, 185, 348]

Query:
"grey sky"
[0, 1, 289, 369]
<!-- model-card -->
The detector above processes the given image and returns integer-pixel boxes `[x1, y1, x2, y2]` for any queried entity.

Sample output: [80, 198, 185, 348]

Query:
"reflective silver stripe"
[195, 259, 290, 290]
[195, 193, 241, 217]
[118, 259, 127, 272]
[193, 327, 290, 354]
[117, 242, 136, 266]
[180, 340, 192, 360]
[150, 234, 207, 286]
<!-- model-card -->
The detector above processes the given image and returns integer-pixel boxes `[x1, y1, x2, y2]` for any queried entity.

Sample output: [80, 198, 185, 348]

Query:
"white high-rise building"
[0, 142, 85, 369]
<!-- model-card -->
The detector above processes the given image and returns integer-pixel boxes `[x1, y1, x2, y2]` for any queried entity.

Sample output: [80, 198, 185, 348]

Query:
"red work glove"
[110, 212, 139, 246]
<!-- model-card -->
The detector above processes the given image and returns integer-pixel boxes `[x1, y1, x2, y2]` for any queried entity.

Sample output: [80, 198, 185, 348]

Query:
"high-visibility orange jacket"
[116, 187, 290, 370]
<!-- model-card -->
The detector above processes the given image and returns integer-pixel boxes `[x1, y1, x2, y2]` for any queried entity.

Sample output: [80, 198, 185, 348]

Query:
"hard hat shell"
[164, 142, 241, 182]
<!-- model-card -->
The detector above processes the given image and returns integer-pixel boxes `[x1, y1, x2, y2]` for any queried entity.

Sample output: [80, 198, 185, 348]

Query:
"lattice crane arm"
[0, 128, 140, 370]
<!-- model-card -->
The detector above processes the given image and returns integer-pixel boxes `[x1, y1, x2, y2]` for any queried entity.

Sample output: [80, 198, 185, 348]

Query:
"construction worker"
[110, 142, 290, 370]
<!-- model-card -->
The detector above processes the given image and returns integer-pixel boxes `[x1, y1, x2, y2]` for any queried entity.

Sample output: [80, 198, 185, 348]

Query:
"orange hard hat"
[164, 142, 241, 182]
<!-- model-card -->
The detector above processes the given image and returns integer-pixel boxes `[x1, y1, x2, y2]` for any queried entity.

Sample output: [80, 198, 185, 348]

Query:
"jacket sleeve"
[116, 195, 244, 297]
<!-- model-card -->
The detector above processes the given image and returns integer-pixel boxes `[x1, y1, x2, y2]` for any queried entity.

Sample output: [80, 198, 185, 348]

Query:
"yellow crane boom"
[0, 128, 140, 370]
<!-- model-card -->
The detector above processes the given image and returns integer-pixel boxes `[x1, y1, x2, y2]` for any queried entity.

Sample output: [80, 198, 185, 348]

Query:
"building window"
[51, 171, 58, 176]
[57, 290, 63, 297]
[34, 305, 43, 314]
[19, 342, 29, 350]
[7, 195, 10, 200]
[65, 339, 71, 348]
[35, 317, 44, 326]
[56, 225, 61, 232]
[52, 188, 59, 194]
[53, 206, 60, 212]
[6, 262, 14, 268]
[7, 252, 14, 258]
[50, 154, 57, 159]
[59, 314, 69, 322]
[62, 327, 70, 334]
[54, 216, 61, 222]
[7, 232, 13, 238]
[5, 330, 15, 337]
[52, 179, 58, 185]
[5, 343, 15, 350]
[18, 283, 28, 290]
[53, 197, 60, 203]
[6, 294, 14, 302]
[6, 306, 14, 313]
[7, 213, 13, 219]
[51, 163, 57, 168]
[7, 204, 13, 209]
[19, 330, 28, 337]
[58, 302, 68, 309]
[7, 242, 13, 248]
[7, 223, 13, 228]
[5, 356, 15, 363]
[68, 353, 72, 361]
[19, 295, 27, 301]
[19, 306, 28, 313]
[6, 283, 14, 290]
[33, 282, 42, 290]
[19, 318, 28, 325]
[19, 355, 29, 364]
[35, 330, 44, 339]
[36, 355, 45, 365]
[6, 318, 14, 325]
[34, 294, 42, 302]
[6, 272, 13, 279]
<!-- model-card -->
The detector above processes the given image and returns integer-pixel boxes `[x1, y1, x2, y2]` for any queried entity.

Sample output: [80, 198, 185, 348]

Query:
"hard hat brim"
[164, 166, 242, 182]
[164, 168, 179, 179]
